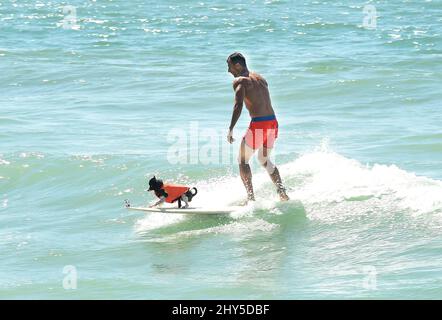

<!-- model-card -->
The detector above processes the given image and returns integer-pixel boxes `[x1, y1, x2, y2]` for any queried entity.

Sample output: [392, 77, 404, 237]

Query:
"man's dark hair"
[227, 52, 247, 67]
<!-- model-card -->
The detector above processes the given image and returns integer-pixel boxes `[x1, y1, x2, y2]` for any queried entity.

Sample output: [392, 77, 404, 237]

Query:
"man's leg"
[257, 146, 289, 201]
[238, 138, 256, 201]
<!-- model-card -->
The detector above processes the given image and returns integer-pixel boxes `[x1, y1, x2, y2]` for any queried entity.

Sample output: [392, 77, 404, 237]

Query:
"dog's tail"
[186, 187, 198, 202]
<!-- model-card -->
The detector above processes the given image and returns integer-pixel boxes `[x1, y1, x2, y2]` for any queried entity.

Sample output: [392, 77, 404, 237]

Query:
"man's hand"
[227, 130, 235, 144]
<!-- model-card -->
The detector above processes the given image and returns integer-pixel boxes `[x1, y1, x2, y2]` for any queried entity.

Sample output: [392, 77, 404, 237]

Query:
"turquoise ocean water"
[1, 0, 442, 299]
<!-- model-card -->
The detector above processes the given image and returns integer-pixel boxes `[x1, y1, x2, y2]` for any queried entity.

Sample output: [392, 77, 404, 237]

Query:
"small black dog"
[148, 176, 197, 209]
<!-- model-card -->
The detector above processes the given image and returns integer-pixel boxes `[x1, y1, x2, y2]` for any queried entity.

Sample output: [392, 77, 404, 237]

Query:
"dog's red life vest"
[161, 184, 189, 203]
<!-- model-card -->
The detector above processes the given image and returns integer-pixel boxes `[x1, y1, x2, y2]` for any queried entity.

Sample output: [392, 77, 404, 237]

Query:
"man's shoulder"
[234, 76, 248, 83]
[233, 76, 249, 88]
[250, 71, 266, 81]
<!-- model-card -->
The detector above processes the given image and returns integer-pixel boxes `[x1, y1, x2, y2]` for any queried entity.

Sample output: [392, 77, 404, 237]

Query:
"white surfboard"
[126, 205, 243, 215]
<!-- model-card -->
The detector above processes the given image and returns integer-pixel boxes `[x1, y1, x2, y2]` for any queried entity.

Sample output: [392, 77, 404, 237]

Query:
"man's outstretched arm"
[227, 80, 245, 143]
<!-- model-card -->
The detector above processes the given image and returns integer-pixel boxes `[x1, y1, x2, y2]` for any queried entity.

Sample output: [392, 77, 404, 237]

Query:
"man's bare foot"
[238, 200, 248, 206]
[278, 188, 290, 201]
[237, 197, 255, 206]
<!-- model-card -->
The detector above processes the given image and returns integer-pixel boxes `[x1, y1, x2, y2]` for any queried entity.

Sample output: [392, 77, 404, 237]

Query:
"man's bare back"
[233, 72, 275, 118]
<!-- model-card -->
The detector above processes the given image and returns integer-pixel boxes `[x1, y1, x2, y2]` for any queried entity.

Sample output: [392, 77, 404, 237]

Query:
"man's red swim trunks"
[243, 114, 279, 150]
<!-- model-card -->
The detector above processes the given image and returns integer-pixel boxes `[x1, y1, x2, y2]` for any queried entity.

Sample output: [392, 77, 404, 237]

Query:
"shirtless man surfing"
[226, 52, 289, 203]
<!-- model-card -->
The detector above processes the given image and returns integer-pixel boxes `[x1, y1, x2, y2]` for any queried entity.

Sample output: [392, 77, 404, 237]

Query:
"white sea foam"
[141, 219, 278, 242]
[134, 147, 442, 232]
[283, 149, 442, 221]
[134, 212, 186, 233]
